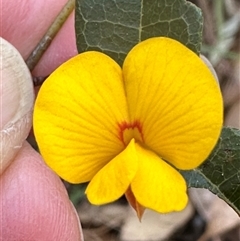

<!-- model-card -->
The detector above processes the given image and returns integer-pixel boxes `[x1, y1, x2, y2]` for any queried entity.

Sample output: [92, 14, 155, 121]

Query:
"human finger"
[1, 0, 77, 76]
[0, 141, 84, 241]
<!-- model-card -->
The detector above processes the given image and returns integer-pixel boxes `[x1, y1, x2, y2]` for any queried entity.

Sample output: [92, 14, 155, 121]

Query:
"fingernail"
[0, 38, 34, 174]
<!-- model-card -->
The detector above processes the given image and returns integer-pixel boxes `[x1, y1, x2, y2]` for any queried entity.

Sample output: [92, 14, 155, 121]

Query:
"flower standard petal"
[123, 37, 223, 170]
[131, 143, 188, 213]
[34, 51, 129, 183]
[86, 139, 138, 204]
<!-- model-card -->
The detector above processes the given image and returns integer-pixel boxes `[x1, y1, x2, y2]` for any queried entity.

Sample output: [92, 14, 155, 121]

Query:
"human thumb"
[0, 37, 34, 174]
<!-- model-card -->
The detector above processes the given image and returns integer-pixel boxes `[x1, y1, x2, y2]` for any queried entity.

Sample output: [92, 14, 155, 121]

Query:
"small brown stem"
[26, 0, 75, 71]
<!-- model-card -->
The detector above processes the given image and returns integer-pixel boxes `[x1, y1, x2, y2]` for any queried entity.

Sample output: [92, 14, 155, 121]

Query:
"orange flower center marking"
[118, 120, 144, 146]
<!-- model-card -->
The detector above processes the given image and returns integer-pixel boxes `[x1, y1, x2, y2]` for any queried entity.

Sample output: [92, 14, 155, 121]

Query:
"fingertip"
[0, 142, 84, 241]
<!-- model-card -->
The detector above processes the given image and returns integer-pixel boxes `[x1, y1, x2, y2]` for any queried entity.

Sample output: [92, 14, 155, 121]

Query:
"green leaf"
[181, 127, 240, 215]
[75, 0, 203, 65]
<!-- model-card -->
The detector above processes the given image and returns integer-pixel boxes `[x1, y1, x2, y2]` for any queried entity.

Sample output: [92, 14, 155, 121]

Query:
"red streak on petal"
[118, 120, 144, 145]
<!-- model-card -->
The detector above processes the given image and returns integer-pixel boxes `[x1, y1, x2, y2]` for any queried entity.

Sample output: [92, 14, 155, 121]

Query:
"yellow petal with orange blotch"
[86, 139, 138, 204]
[131, 143, 188, 213]
[34, 52, 129, 183]
[123, 37, 223, 170]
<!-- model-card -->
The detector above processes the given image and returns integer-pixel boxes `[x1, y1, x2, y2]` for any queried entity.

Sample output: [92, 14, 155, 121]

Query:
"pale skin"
[1, 0, 83, 240]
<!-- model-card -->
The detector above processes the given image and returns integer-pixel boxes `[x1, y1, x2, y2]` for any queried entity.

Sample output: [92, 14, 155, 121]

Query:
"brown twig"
[26, 0, 75, 72]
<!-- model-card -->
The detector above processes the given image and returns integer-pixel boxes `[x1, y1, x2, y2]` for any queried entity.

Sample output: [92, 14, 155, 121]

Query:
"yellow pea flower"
[33, 37, 223, 218]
